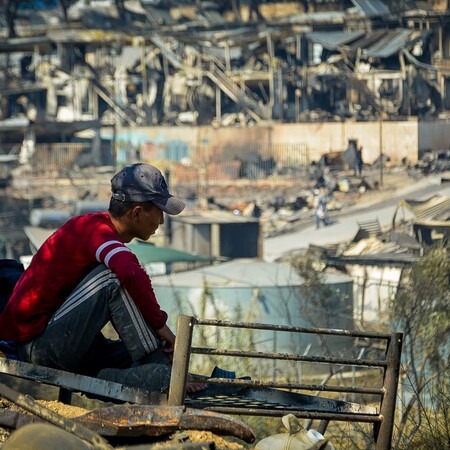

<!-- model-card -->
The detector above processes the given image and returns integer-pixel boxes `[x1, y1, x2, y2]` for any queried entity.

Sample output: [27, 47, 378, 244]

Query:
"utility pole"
[379, 117, 384, 187]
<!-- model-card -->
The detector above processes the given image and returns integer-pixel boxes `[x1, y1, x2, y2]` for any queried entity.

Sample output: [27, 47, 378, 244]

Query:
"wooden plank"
[0, 358, 167, 405]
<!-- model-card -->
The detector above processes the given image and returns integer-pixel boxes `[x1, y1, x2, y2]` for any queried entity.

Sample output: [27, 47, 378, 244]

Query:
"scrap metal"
[0, 382, 113, 450]
[74, 404, 256, 442]
[167, 315, 403, 450]
[0, 403, 256, 443]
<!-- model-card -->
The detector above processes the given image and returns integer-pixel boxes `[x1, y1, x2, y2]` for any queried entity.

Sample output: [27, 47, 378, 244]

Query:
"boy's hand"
[160, 339, 174, 362]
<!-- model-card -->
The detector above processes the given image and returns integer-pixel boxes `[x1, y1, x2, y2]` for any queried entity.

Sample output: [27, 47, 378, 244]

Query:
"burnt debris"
[0, 0, 449, 139]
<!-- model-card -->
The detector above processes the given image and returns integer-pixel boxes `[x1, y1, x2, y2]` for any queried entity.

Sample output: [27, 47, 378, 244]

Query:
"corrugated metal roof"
[326, 253, 419, 267]
[344, 29, 387, 53]
[363, 29, 420, 58]
[172, 211, 258, 225]
[306, 29, 427, 59]
[396, 194, 450, 221]
[351, 0, 391, 17]
[271, 11, 345, 26]
[306, 31, 366, 50]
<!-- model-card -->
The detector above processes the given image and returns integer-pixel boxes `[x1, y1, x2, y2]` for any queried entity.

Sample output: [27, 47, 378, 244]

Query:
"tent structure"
[126, 240, 214, 264]
[152, 258, 354, 354]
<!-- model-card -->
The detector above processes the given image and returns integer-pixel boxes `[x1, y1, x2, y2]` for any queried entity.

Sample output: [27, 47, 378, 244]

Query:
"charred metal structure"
[1, 0, 450, 158]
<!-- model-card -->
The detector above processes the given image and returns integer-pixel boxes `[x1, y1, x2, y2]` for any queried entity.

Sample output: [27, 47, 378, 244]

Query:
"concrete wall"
[418, 119, 450, 156]
[348, 265, 403, 324]
[115, 126, 198, 164]
[198, 126, 273, 151]
[116, 118, 439, 167]
[271, 119, 419, 164]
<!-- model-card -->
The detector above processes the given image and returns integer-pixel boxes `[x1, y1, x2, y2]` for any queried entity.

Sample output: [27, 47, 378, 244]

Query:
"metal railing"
[9, 141, 309, 184]
[29, 143, 91, 174]
[169, 315, 403, 450]
[132, 142, 310, 186]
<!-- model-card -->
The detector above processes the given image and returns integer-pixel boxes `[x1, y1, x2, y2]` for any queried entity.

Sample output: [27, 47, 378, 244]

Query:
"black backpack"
[0, 259, 24, 315]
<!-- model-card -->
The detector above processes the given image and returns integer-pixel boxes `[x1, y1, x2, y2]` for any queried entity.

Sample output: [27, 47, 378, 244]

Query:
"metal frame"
[168, 315, 403, 450]
[0, 358, 165, 405]
[0, 315, 402, 449]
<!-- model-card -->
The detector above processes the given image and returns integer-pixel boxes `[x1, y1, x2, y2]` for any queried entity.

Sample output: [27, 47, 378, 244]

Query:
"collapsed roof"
[0, 0, 449, 136]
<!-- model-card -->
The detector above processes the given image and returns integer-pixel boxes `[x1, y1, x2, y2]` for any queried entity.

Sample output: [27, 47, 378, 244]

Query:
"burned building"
[0, 1, 450, 224]
[1, 1, 450, 141]
[0, 1, 449, 241]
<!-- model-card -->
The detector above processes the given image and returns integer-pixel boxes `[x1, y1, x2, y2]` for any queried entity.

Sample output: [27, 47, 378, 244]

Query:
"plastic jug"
[255, 414, 335, 450]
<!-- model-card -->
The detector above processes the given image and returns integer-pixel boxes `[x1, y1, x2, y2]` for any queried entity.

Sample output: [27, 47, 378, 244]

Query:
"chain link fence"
[5, 140, 309, 185]
[125, 142, 310, 186]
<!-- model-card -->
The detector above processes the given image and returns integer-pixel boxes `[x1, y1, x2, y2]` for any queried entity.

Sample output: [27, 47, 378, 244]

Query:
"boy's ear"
[133, 205, 143, 220]
[127, 205, 140, 221]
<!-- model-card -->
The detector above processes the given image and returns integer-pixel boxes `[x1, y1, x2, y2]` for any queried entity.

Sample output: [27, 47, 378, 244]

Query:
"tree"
[390, 246, 450, 449]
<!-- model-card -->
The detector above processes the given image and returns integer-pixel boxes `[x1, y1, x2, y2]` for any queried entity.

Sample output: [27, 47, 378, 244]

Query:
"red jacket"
[0, 212, 167, 341]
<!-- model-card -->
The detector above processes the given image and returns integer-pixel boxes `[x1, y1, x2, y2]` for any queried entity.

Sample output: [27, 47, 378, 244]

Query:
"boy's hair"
[108, 198, 155, 218]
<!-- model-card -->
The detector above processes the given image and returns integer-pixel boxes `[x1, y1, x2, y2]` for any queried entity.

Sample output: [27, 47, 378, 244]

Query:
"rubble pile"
[199, 164, 408, 238]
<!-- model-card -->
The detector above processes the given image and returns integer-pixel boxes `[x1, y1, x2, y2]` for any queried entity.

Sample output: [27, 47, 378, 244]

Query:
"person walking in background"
[354, 145, 364, 177]
[313, 187, 331, 229]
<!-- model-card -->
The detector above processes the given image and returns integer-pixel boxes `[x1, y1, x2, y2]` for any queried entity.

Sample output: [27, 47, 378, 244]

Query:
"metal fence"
[6, 141, 309, 183]
[169, 315, 403, 450]
[135, 142, 310, 185]
[0, 142, 114, 177]
[29, 143, 93, 175]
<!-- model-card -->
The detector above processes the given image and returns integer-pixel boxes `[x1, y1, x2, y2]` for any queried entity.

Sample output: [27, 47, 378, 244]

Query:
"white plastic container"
[255, 414, 335, 450]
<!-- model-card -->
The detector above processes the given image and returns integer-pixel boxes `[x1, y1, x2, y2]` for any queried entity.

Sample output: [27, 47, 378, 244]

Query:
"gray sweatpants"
[17, 265, 170, 377]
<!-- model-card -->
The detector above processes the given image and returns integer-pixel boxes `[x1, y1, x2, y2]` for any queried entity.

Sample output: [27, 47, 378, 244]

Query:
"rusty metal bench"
[0, 354, 255, 443]
[168, 315, 403, 450]
[0, 314, 402, 449]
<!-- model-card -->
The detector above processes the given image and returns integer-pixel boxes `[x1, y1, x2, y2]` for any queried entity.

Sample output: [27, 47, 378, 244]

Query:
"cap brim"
[153, 196, 186, 215]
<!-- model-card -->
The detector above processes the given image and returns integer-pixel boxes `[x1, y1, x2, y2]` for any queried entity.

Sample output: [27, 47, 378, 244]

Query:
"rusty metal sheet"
[74, 405, 184, 437]
[74, 405, 256, 443]
[0, 382, 113, 450]
[0, 404, 255, 443]
[0, 410, 215, 449]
